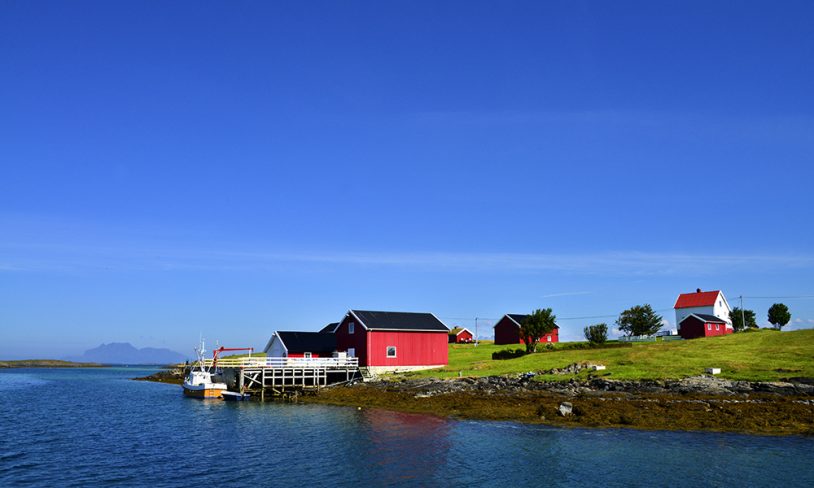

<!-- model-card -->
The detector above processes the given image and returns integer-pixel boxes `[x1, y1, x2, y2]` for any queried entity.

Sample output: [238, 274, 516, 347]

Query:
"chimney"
[696, 288, 702, 293]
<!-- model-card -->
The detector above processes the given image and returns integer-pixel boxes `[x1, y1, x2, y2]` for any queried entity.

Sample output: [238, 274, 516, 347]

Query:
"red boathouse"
[678, 314, 733, 340]
[493, 314, 559, 345]
[332, 310, 449, 373]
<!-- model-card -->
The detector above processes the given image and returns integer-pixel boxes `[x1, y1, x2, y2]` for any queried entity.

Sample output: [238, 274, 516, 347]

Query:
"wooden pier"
[204, 357, 360, 400]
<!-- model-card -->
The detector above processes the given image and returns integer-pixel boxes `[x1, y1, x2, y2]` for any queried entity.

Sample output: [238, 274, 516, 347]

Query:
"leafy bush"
[584, 323, 608, 345]
[491, 348, 527, 360]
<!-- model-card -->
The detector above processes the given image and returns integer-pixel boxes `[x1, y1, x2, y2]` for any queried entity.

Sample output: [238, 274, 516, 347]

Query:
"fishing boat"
[182, 340, 228, 399]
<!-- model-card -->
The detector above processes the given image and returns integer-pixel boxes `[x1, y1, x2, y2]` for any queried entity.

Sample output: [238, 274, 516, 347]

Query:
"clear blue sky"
[2, 1, 813, 359]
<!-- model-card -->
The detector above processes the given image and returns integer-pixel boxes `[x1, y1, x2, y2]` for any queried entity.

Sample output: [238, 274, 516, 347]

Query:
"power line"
[741, 295, 814, 299]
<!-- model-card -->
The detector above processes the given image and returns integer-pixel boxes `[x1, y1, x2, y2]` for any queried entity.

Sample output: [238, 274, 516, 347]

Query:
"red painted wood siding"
[454, 330, 474, 343]
[494, 317, 559, 345]
[679, 317, 733, 340]
[367, 330, 448, 367]
[335, 315, 368, 365]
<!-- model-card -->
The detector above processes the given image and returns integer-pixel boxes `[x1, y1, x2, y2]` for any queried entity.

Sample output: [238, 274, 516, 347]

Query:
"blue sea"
[0, 368, 812, 487]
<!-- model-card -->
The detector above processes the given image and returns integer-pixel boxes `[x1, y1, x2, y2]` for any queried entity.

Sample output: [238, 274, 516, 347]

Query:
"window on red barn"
[386, 346, 396, 358]
[349, 322, 355, 334]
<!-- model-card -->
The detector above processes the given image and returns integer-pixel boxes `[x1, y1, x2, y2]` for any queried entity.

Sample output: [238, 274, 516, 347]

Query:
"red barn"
[678, 314, 733, 340]
[448, 327, 474, 343]
[493, 314, 559, 345]
[332, 310, 449, 373]
[263, 331, 336, 358]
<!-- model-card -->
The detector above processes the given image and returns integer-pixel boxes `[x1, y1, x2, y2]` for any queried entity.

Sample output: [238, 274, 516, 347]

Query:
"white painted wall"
[264, 334, 288, 357]
[714, 292, 734, 328]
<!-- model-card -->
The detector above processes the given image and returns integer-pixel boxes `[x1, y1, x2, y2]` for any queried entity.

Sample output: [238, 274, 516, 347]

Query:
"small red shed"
[678, 314, 733, 340]
[493, 314, 559, 345]
[332, 310, 449, 373]
[448, 327, 474, 343]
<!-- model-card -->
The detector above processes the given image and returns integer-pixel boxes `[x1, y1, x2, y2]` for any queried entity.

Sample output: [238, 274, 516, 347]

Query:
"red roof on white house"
[674, 290, 721, 309]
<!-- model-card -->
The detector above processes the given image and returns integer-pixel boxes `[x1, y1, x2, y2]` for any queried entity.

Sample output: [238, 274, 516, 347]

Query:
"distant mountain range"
[66, 342, 188, 365]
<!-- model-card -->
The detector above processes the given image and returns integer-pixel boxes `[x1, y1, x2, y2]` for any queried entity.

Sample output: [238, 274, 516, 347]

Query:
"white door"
[347, 348, 355, 358]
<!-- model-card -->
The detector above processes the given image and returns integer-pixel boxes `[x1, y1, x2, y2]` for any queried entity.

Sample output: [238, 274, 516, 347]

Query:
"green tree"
[616, 304, 663, 337]
[767, 303, 791, 330]
[520, 308, 558, 353]
[583, 323, 608, 345]
[730, 307, 758, 331]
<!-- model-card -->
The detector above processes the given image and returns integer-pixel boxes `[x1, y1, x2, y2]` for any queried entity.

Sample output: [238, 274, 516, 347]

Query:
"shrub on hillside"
[492, 348, 527, 360]
[584, 323, 608, 345]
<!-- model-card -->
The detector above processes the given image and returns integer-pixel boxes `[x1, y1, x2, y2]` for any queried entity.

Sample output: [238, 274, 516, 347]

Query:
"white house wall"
[675, 292, 733, 330]
[714, 293, 734, 328]
[264, 335, 288, 357]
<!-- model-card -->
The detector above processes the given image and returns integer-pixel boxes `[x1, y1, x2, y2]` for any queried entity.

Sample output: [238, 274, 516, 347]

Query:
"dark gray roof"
[350, 310, 449, 332]
[277, 332, 336, 354]
[319, 322, 339, 333]
[682, 313, 727, 324]
[505, 314, 560, 329]
[507, 314, 529, 325]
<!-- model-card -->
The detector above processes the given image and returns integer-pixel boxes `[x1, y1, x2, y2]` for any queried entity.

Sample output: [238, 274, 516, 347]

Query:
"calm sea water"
[0, 368, 812, 487]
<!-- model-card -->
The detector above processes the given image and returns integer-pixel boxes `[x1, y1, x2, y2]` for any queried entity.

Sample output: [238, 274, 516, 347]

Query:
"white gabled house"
[673, 288, 733, 333]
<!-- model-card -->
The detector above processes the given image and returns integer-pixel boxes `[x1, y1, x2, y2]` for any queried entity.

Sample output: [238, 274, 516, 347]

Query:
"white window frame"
[715, 324, 719, 331]
[386, 346, 397, 358]
[304, 352, 312, 359]
[546, 336, 551, 342]
[707, 324, 712, 331]
[348, 322, 355, 334]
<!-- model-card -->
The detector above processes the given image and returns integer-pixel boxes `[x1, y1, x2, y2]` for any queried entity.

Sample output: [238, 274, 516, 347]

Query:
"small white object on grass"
[706, 368, 721, 375]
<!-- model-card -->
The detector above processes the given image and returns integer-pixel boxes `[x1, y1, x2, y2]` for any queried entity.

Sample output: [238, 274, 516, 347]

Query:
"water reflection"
[354, 408, 452, 485]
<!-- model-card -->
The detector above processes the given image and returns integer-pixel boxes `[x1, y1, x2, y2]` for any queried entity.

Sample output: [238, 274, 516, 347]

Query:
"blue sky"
[2, 1, 813, 359]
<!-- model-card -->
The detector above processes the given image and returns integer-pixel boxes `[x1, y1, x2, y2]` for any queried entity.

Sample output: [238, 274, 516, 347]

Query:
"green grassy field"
[407, 329, 814, 381]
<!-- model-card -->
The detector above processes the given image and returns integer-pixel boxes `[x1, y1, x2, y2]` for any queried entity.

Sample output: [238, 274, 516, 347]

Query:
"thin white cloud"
[2, 243, 814, 276]
[541, 291, 593, 298]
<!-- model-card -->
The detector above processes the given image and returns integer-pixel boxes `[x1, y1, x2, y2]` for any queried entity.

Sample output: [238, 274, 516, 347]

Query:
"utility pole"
[740, 295, 746, 330]
[475, 317, 479, 347]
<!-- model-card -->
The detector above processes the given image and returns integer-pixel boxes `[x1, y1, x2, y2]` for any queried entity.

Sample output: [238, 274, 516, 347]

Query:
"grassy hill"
[409, 329, 814, 381]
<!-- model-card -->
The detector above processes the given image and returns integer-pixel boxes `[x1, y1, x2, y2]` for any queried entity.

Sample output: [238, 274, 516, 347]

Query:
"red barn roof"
[674, 290, 721, 309]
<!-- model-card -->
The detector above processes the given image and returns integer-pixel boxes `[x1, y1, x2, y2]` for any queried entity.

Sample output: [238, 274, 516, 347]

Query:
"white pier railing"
[203, 356, 359, 369]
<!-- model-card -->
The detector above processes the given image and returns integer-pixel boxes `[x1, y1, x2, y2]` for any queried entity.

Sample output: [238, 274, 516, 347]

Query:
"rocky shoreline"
[136, 368, 814, 435]
[374, 373, 814, 397]
[304, 373, 814, 436]
[133, 368, 185, 384]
